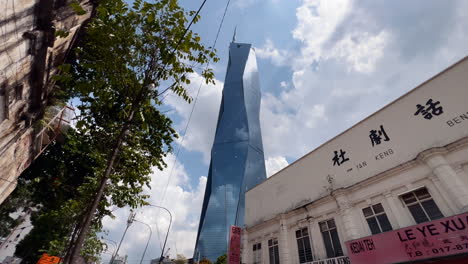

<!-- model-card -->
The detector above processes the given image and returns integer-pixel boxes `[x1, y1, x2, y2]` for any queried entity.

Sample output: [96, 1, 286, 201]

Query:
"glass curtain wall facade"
[194, 42, 267, 262]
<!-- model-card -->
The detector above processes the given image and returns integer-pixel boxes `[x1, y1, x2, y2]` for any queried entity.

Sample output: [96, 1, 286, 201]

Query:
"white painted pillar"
[420, 153, 468, 212]
[241, 229, 249, 264]
[334, 192, 360, 241]
[309, 219, 326, 260]
[383, 191, 414, 228]
[262, 236, 268, 264]
[428, 176, 458, 215]
[278, 215, 291, 264]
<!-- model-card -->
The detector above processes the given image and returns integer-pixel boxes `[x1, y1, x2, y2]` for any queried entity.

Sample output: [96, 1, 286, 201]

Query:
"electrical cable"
[160, 0, 232, 209]
[157, 0, 232, 256]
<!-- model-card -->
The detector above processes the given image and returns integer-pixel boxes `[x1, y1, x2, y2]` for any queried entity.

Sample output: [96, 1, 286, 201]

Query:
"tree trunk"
[67, 110, 135, 264]
[67, 57, 157, 264]
[63, 208, 89, 264]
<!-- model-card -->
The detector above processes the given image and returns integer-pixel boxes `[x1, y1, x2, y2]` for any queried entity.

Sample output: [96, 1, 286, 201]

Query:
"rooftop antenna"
[232, 26, 237, 43]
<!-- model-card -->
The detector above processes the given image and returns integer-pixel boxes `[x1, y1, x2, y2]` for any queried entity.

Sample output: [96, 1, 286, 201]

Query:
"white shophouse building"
[242, 56, 468, 264]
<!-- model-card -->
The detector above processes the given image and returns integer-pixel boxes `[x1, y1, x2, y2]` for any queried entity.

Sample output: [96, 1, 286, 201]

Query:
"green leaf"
[55, 29, 70, 38]
[147, 13, 155, 23]
[70, 1, 87, 16]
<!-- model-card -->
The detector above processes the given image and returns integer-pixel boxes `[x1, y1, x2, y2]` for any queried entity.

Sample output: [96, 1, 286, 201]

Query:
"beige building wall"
[243, 57, 468, 264]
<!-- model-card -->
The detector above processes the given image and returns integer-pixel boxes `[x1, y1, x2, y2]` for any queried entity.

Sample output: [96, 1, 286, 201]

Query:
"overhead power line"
[160, 0, 232, 206]
[157, 0, 232, 255]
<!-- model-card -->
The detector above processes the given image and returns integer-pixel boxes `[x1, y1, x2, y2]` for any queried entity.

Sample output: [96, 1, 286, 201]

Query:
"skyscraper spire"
[232, 26, 237, 43]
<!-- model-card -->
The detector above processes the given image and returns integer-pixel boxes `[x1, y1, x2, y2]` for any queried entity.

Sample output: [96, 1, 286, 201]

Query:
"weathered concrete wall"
[0, 0, 94, 203]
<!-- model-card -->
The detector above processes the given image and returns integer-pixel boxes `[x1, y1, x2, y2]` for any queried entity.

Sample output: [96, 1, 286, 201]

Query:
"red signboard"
[36, 254, 60, 264]
[228, 225, 242, 264]
[345, 212, 468, 264]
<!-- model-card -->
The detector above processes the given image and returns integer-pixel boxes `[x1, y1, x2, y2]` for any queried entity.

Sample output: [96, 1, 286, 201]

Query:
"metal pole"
[146, 205, 172, 264]
[110, 211, 135, 264]
[134, 219, 152, 264]
[102, 238, 118, 260]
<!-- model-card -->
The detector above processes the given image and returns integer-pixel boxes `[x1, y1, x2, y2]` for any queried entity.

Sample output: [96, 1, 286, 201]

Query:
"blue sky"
[101, 0, 468, 262]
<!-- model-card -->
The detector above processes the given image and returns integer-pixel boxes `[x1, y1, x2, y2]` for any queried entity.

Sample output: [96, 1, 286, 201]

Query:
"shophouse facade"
[242, 56, 468, 264]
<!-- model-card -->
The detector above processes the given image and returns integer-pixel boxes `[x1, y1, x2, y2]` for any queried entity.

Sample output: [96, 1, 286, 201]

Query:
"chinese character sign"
[369, 125, 390, 147]
[414, 98, 444, 119]
[332, 149, 349, 166]
[228, 226, 242, 264]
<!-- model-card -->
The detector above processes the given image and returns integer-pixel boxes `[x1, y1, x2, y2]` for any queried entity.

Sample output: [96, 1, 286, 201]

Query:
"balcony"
[34, 105, 74, 159]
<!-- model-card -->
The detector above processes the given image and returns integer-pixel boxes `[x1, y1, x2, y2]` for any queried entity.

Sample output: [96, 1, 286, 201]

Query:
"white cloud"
[331, 31, 389, 73]
[260, 90, 328, 158]
[280, 81, 288, 88]
[265, 156, 289, 177]
[290, 0, 389, 73]
[258, 0, 468, 162]
[255, 39, 290, 66]
[102, 154, 207, 261]
[165, 72, 223, 164]
[292, 0, 351, 69]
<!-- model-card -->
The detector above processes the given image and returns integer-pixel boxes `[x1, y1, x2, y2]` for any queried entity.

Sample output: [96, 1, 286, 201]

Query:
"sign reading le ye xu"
[346, 212, 468, 264]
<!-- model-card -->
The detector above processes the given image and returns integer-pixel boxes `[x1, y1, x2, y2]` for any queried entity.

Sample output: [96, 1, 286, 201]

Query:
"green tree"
[12, 133, 106, 264]
[55, 0, 218, 263]
[0, 184, 31, 237]
[175, 254, 187, 264]
[199, 258, 213, 264]
[215, 254, 227, 264]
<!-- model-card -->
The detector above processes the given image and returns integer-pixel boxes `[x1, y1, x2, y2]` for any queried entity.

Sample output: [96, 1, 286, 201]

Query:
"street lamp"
[102, 238, 118, 260]
[109, 211, 136, 264]
[145, 205, 172, 264]
[133, 219, 152, 264]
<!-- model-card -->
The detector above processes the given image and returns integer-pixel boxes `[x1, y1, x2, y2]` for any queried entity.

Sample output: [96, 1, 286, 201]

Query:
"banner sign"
[228, 225, 242, 264]
[36, 254, 60, 264]
[346, 212, 468, 264]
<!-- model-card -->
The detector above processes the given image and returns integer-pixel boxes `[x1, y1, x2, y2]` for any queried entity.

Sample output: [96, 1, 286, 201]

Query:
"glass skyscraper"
[194, 42, 267, 262]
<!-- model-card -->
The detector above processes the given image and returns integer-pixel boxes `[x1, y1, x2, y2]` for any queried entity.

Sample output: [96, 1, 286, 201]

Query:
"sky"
[101, 0, 468, 263]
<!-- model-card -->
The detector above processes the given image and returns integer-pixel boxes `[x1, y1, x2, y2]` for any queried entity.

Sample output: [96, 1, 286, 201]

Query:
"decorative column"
[419, 151, 468, 212]
[383, 191, 413, 228]
[279, 215, 291, 264]
[241, 228, 249, 264]
[309, 219, 326, 260]
[334, 191, 360, 241]
[428, 176, 459, 214]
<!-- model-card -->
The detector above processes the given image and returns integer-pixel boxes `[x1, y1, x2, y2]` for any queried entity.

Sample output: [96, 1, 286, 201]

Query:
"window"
[15, 83, 23, 100]
[253, 242, 262, 264]
[319, 219, 343, 258]
[268, 238, 280, 264]
[401, 188, 444, 224]
[362, 203, 393, 235]
[0, 84, 8, 122]
[296, 227, 313, 263]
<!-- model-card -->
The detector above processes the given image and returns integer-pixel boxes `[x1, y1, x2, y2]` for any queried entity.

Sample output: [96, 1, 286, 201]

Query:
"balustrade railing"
[34, 105, 74, 159]
[309, 256, 350, 264]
